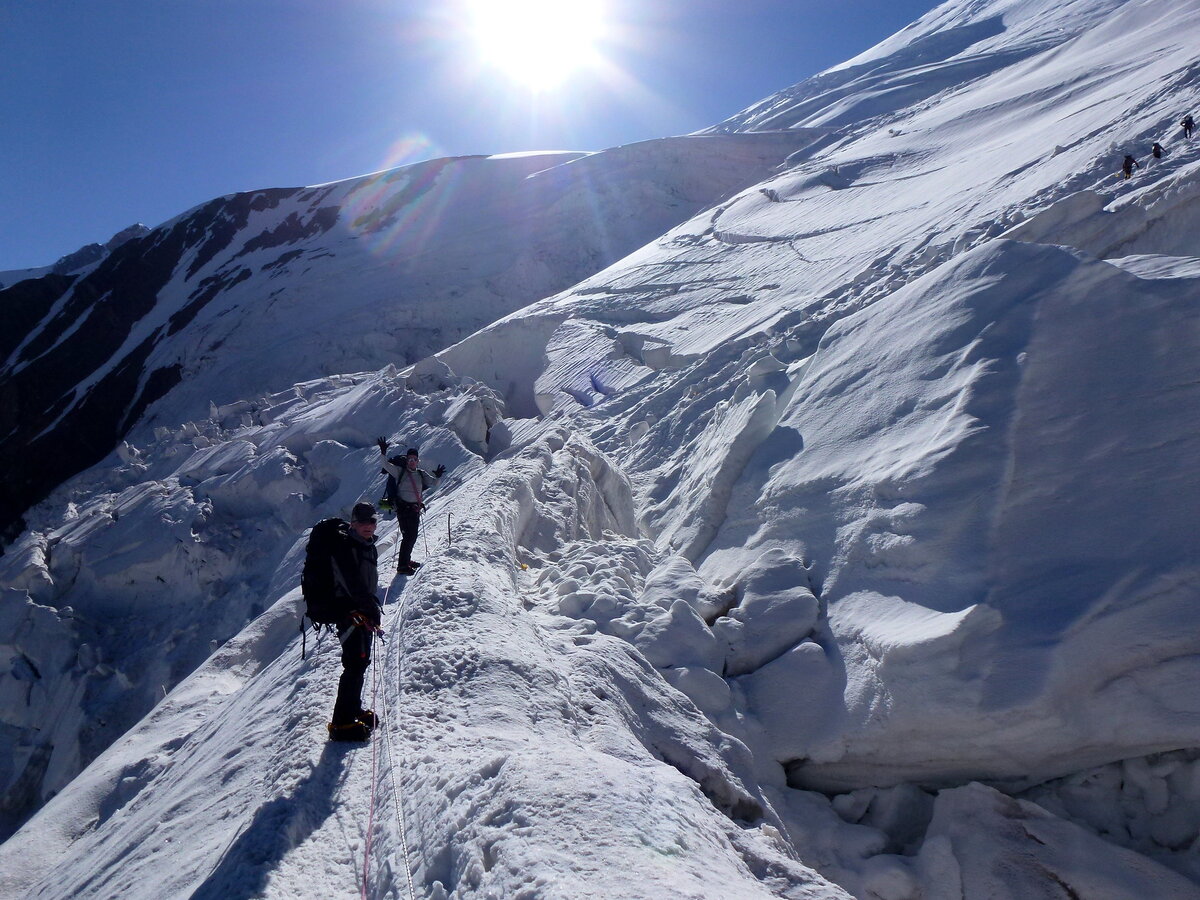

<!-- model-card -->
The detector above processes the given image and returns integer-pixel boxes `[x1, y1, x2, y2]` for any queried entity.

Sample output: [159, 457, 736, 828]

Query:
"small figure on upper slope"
[1152, 142, 1164, 160]
[1122, 154, 1140, 180]
[378, 438, 446, 575]
[1182, 114, 1195, 139]
[301, 502, 384, 742]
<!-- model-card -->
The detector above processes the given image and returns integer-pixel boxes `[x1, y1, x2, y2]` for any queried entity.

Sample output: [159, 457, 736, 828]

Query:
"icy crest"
[4, 0, 1200, 896]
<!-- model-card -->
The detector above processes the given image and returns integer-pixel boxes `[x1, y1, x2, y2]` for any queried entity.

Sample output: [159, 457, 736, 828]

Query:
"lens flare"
[339, 132, 460, 259]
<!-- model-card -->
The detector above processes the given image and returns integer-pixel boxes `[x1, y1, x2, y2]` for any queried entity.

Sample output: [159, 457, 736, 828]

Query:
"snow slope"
[3, 0, 1200, 896]
[0, 134, 809, 540]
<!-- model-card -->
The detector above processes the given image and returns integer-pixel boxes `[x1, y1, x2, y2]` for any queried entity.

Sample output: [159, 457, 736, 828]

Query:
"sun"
[467, 0, 606, 91]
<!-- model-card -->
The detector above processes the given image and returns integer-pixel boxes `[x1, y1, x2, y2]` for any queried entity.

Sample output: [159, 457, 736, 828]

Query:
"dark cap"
[351, 501, 377, 523]
[405, 447, 419, 457]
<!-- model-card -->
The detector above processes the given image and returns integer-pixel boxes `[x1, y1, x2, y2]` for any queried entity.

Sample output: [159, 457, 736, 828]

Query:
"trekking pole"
[447, 512, 452, 548]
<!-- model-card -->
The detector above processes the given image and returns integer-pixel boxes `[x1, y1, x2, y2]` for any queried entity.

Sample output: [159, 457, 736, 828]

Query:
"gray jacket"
[382, 458, 439, 505]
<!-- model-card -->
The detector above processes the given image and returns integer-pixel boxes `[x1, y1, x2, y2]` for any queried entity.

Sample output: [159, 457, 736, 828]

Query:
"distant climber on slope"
[1183, 114, 1195, 139]
[301, 502, 384, 742]
[1122, 154, 1140, 179]
[378, 438, 445, 575]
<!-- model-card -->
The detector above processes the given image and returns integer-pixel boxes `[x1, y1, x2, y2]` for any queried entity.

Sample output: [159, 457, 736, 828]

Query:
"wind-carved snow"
[729, 240, 1200, 791]
[4, 0, 1200, 896]
[0, 422, 850, 899]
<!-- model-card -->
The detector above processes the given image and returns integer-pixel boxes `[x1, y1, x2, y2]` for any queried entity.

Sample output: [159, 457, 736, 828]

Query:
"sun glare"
[467, 0, 605, 91]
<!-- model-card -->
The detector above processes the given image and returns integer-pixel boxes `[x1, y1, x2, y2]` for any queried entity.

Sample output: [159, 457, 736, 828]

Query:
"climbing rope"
[380, 625, 418, 900]
[361, 635, 381, 899]
[368, 532, 418, 900]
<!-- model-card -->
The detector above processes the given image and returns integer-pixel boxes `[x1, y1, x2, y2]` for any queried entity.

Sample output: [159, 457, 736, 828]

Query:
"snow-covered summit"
[0, 223, 149, 291]
[3, 0, 1200, 896]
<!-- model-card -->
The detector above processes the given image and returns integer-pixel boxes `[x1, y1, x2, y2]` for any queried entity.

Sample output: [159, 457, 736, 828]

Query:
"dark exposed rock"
[234, 207, 339, 258]
[104, 224, 151, 252]
[0, 197, 263, 542]
[0, 273, 78, 362]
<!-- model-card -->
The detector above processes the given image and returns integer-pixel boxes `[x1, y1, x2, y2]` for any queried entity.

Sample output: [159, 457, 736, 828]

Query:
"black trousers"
[397, 502, 421, 566]
[332, 620, 372, 725]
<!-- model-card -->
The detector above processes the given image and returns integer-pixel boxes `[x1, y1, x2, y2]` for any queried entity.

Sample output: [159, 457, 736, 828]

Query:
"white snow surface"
[4, 0, 1200, 896]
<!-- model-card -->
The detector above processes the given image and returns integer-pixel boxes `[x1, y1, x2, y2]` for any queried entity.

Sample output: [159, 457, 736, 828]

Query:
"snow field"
[486, 173, 1200, 892]
[0, 363, 495, 843]
[687, 238, 1200, 791]
[376, 430, 847, 897]
[0, 377, 850, 897]
[5, 0, 1200, 895]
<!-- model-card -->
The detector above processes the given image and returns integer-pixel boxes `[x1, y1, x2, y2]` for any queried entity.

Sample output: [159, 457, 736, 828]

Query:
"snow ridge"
[4, 0, 1200, 896]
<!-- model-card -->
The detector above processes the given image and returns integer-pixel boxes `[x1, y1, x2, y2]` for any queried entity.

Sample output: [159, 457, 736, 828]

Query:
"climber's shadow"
[189, 742, 357, 900]
[385, 570, 409, 598]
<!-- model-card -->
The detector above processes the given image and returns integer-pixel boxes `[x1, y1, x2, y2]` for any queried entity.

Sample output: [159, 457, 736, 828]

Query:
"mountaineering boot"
[328, 720, 372, 742]
[356, 709, 379, 730]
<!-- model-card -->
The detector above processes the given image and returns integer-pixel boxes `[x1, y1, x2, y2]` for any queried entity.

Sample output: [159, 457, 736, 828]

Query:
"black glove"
[353, 601, 382, 629]
[376, 437, 388, 454]
[433, 464, 446, 478]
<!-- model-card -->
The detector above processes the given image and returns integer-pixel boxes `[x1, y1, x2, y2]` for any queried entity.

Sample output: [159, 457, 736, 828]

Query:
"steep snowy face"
[0, 134, 810, 543]
[734, 239, 1200, 788]
[432, 0, 1200, 829]
[4, 0, 1200, 896]
[714, 0, 1130, 133]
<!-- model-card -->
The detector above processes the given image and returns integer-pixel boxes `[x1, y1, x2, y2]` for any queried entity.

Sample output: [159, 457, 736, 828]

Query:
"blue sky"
[0, 0, 936, 271]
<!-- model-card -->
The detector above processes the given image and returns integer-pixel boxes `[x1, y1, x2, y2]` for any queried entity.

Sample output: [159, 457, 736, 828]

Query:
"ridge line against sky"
[1, 0, 937, 271]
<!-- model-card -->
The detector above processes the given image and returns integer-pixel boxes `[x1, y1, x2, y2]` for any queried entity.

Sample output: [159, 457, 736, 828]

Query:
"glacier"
[2, 0, 1200, 896]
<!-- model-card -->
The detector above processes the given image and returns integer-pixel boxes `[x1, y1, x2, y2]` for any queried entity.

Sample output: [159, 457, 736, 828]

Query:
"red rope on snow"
[362, 625, 382, 898]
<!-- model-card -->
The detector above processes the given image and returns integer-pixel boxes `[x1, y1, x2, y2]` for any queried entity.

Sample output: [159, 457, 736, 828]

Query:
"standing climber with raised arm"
[378, 438, 446, 575]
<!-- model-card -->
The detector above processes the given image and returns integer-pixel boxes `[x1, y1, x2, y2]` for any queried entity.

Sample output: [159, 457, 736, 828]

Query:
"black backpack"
[301, 517, 347, 626]
[381, 455, 405, 510]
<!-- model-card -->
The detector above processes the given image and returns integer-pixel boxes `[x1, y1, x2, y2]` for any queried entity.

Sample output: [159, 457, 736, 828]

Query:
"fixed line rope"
[380, 624, 418, 900]
[361, 532, 401, 899]
[377, 529, 418, 900]
[361, 635, 381, 899]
